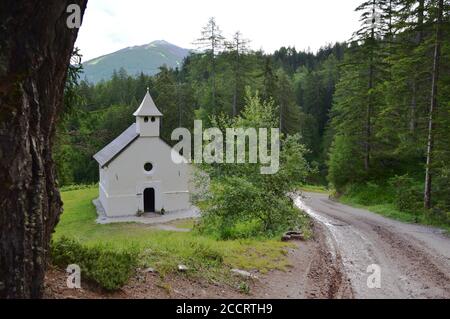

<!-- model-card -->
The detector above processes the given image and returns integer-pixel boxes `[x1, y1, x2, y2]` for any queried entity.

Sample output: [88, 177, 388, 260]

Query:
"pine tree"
[262, 57, 278, 101]
[328, 54, 371, 189]
[225, 31, 250, 117]
[194, 17, 225, 111]
[354, 0, 390, 171]
[275, 69, 301, 136]
[328, 0, 389, 182]
[424, 0, 445, 209]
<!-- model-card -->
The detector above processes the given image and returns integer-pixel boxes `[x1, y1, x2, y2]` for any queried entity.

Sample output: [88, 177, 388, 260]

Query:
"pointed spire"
[133, 90, 163, 117]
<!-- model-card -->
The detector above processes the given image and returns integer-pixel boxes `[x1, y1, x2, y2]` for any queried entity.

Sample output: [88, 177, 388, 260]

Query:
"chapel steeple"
[134, 88, 163, 137]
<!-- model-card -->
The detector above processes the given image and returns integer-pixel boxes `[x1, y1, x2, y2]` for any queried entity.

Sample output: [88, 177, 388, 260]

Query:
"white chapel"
[93, 89, 190, 217]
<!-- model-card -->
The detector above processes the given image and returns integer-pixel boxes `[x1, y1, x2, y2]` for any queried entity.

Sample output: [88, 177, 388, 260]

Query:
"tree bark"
[424, 0, 443, 210]
[0, 0, 87, 298]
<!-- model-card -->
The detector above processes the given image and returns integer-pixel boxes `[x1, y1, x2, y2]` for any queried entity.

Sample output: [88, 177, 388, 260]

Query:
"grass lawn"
[55, 187, 295, 282]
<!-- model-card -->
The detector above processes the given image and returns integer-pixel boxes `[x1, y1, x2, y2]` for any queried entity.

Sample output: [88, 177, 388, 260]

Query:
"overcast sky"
[76, 0, 363, 61]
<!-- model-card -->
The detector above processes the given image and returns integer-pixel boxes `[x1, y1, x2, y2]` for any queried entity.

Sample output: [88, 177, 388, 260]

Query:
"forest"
[57, 0, 450, 229]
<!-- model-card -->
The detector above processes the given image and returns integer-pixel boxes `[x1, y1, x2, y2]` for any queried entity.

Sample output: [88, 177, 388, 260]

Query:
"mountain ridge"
[81, 40, 190, 83]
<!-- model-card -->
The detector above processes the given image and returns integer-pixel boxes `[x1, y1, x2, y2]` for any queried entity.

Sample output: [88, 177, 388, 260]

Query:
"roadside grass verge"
[296, 182, 449, 234]
[54, 187, 296, 290]
[338, 183, 450, 234]
[298, 184, 330, 194]
[340, 196, 450, 234]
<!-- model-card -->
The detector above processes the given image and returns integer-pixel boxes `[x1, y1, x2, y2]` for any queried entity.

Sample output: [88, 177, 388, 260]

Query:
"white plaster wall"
[100, 136, 190, 217]
[136, 117, 160, 137]
[99, 167, 108, 189]
[164, 192, 190, 211]
[99, 181, 109, 213]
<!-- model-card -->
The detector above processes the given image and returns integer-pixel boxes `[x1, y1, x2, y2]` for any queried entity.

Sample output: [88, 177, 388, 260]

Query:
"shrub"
[345, 182, 395, 206]
[51, 237, 139, 290]
[238, 281, 250, 294]
[89, 249, 138, 290]
[388, 175, 422, 212]
[434, 167, 450, 212]
[328, 135, 365, 191]
[194, 90, 312, 240]
[199, 177, 304, 239]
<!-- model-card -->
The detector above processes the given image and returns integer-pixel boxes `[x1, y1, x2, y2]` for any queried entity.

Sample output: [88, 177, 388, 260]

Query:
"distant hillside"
[81, 40, 190, 83]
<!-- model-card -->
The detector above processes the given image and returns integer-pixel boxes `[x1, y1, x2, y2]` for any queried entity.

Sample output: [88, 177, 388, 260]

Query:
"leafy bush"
[341, 179, 450, 232]
[198, 176, 304, 239]
[343, 178, 422, 212]
[433, 167, 450, 213]
[195, 90, 312, 239]
[388, 175, 422, 212]
[328, 134, 365, 191]
[51, 237, 138, 290]
[345, 182, 394, 206]
[238, 281, 250, 294]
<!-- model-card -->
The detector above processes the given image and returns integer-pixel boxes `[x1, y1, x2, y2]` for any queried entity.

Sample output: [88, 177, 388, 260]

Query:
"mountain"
[81, 40, 190, 83]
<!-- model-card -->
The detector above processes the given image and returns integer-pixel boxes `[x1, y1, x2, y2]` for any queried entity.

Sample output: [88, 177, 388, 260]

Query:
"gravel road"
[296, 192, 450, 299]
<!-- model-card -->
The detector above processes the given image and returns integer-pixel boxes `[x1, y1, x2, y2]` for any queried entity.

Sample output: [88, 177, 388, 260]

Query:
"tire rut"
[370, 224, 450, 298]
[304, 221, 354, 299]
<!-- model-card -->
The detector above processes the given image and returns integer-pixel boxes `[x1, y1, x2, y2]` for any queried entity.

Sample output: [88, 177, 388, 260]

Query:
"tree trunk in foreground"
[0, 0, 87, 298]
[424, 0, 443, 210]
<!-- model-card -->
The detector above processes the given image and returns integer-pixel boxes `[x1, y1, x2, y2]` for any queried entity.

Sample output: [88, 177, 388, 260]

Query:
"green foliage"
[328, 135, 365, 191]
[434, 166, 450, 213]
[51, 237, 139, 291]
[388, 175, 422, 212]
[238, 281, 250, 294]
[340, 181, 450, 233]
[275, 69, 301, 135]
[197, 90, 312, 239]
[327, 0, 450, 216]
[199, 177, 304, 239]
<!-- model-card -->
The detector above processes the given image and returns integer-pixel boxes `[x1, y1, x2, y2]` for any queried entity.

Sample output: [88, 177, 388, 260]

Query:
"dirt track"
[296, 192, 450, 299]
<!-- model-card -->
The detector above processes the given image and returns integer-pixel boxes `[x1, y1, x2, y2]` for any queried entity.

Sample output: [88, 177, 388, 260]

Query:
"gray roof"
[93, 123, 139, 167]
[133, 90, 163, 117]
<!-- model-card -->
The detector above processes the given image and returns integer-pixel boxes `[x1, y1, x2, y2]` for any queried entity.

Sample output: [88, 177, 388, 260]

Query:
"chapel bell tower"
[133, 88, 163, 137]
